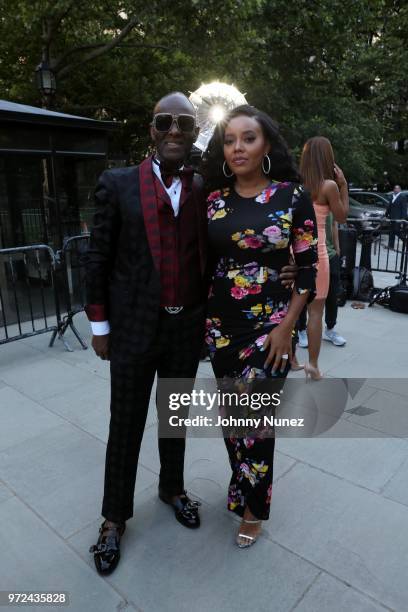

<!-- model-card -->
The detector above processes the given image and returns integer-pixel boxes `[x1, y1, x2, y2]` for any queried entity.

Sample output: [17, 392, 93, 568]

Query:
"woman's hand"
[334, 163, 347, 189]
[262, 324, 293, 373]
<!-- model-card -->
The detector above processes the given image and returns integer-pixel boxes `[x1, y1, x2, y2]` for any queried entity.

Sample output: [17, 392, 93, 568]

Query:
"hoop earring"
[262, 154, 271, 175]
[223, 161, 234, 178]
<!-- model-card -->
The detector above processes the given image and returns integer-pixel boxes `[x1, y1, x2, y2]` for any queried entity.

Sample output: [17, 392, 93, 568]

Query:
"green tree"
[0, 0, 406, 184]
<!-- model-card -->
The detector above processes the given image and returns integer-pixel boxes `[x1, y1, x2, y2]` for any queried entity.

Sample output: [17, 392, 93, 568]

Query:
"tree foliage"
[0, 0, 407, 184]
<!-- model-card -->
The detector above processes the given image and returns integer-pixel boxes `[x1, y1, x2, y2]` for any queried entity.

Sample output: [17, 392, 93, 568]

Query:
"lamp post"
[34, 58, 58, 254]
[35, 60, 56, 109]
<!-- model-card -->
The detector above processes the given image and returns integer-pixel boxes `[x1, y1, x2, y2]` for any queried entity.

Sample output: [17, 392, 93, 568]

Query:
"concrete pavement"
[0, 296, 407, 611]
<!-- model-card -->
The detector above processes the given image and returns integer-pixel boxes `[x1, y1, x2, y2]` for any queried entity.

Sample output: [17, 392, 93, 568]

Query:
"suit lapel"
[139, 156, 161, 272]
[179, 167, 194, 210]
[179, 170, 207, 277]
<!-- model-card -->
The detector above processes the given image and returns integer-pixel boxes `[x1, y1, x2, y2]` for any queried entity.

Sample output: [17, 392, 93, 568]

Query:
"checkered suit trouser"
[102, 304, 206, 523]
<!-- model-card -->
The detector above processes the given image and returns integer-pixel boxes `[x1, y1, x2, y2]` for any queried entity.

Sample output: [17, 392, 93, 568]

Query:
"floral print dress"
[205, 182, 318, 520]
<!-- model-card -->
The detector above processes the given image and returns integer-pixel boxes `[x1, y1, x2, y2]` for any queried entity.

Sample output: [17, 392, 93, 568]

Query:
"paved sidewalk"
[0, 297, 407, 611]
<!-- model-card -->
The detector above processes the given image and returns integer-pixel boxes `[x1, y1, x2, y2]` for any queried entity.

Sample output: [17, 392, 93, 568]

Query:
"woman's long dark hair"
[200, 105, 300, 192]
[300, 136, 335, 199]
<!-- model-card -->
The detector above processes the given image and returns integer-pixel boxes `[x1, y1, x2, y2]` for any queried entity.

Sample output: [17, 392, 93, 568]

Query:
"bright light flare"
[209, 105, 226, 123]
[189, 81, 247, 151]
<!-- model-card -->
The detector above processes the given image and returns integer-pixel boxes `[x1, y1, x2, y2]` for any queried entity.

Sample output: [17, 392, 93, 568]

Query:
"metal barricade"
[354, 218, 408, 279]
[50, 234, 90, 352]
[0, 244, 62, 345]
[344, 218, 408, 307]
[368, 218, 408, 278]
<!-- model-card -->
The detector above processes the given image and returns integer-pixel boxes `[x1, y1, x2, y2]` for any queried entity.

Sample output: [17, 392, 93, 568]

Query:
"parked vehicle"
[347, 196, 386, 231]
[349, 189, 389, 208]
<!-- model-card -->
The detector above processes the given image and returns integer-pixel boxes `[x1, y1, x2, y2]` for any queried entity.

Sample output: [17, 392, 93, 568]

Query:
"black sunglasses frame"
[151, 113, 197, 133]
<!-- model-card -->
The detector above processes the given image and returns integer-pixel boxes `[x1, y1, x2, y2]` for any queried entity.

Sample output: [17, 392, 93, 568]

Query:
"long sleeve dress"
[205, 181, 318, 520]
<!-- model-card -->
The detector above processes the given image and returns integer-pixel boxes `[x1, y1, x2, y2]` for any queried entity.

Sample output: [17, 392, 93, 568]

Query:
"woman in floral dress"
[201, 106, 318, 547]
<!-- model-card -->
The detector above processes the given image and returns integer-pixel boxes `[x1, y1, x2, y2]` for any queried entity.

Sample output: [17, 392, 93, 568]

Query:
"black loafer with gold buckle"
[89, 521, 126, 575]
[158, 488, 201, 529]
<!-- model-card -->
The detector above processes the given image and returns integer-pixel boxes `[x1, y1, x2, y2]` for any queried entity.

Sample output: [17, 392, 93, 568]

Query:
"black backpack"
[389, 284, 408, 313]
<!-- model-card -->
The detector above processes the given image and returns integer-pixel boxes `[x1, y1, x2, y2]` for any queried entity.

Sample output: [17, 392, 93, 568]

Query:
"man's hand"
[92, 334, 110, 360]
[280, 261, 298, 289]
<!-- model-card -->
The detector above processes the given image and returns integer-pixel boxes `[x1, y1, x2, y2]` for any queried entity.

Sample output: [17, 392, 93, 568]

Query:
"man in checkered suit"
[84, 92, 207, 575]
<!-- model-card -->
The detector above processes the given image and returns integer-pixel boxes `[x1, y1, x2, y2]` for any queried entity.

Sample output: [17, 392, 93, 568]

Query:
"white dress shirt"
[90, 158, 183, 336]
[152, 157, 183, 217]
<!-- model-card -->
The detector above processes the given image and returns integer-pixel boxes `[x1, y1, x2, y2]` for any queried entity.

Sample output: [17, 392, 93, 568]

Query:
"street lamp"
[35, 61, 56, 107]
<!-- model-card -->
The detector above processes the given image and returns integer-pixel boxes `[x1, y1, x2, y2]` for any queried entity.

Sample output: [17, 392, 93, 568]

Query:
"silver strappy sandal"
[236, 518, 262, 548]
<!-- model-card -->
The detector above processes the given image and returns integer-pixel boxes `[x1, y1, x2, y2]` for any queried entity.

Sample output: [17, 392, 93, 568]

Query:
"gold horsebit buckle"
[164, 306, 184, 314]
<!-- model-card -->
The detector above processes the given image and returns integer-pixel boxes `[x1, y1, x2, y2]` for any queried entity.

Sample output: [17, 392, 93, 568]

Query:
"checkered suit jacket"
[84, 157, 207, 356]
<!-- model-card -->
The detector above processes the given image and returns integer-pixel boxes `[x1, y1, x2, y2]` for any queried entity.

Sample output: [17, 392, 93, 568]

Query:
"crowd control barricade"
[51, 234, 90, 352]
[366, 218, 408, 280]
[368, 219, 408, 307]
[0, 244, 62, 345]
[343, 217, 408, 308]
[347, 217, 407, 278]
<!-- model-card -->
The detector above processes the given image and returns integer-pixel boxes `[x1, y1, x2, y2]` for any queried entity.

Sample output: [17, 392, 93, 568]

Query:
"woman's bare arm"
[322, 164, 349, 223]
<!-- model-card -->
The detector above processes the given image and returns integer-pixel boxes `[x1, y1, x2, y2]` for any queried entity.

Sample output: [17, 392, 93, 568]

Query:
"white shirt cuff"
[90, 320, 110, 335]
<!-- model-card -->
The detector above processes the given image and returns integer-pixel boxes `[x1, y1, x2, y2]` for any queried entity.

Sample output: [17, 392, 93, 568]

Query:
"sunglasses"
[152, 113, 196, 133]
